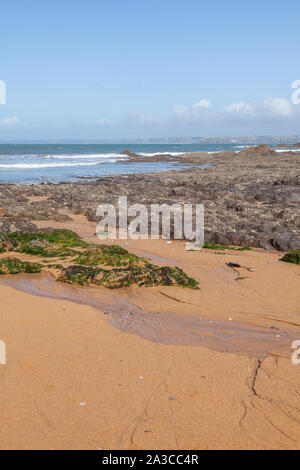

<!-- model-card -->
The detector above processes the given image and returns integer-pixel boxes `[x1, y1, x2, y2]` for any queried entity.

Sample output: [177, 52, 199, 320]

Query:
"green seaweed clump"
[0, 257, 42, 274]
[17, 243, 77, 258]
[73, 245, 148, 268]
[203, 243, 251, 251]
[1, 229, 87, 258]
[0, 229, 199, 289]
[0, 234, 15, 253]
[8, 229, 87, 247]
[280, 249, 300, 265]
[58, 264, 199, 289]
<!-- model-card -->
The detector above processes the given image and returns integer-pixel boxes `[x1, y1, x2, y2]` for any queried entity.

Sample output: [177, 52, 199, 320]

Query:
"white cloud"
[225, 101, 256, 115]
[0, 116, 19, 126]
[93, 95, 299, 133]
[173, 99, 211, 118]
[194, 99, 211, 110]
[263, 97, 293, 117]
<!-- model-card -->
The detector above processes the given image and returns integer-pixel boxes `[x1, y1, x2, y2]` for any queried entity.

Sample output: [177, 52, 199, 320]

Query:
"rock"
[0, 219, 38, 233]
[239, 144, 277, 158]
[271, 235, 300, 252]
[4, 206, 32, 219]
[276, 144, 289, 149]
[28, 239, 48, 248]
[120, 149, 136, 157]
[0, 143, 299, 251]
[53, 213, 73, 222]
[85, 207, 98, 222]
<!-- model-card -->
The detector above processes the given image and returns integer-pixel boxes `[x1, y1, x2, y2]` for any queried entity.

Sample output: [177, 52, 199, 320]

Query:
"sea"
[0, 142, 297, 184]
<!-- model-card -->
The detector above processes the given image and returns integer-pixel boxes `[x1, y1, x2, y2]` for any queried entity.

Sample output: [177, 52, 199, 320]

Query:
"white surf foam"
[0, 161, 109, 169]
[137, 152, 184, 156]
[45, 153, 128, 160]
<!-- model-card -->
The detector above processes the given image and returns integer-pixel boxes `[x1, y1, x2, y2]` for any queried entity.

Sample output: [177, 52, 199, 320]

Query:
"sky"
[0, 0, 300, 140]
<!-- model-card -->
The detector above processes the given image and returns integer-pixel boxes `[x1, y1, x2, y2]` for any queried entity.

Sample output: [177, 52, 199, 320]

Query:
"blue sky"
[0, 0, 300, 140]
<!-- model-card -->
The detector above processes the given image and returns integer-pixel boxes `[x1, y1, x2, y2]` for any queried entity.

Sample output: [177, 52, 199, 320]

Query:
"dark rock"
[0, 143, 299, 250]
[239, 144, 277, 158]
[120, 149, 136, 157]
[271, 235, 300, 252]
[0, 219, 38, 233]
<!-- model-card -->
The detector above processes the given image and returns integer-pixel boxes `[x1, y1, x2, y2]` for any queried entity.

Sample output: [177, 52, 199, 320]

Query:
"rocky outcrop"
[239, 144, 278, 158]
[0, 145, 299, 250]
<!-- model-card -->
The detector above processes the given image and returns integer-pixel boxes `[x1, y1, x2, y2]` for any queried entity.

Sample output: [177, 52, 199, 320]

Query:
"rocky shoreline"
[0, 145, 299, 251]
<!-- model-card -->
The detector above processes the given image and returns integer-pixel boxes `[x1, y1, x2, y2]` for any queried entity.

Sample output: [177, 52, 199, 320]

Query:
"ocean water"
[0, 142, 295, 184]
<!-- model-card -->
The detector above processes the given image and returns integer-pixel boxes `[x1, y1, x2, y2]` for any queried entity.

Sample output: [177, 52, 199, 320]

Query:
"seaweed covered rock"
[0, 229, 199, 289]
[0, 219, 38, 234]
[73, 245, 148, 268]
[0, 229, 87, 257]
[0, 234, 15, 253]
[58, 264, 199, 289]
[0, 257, 42, 274]
[280, 249, 300, 265]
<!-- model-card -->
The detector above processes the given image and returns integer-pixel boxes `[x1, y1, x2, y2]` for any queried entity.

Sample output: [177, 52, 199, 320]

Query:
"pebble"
[79, 401, 86, 406]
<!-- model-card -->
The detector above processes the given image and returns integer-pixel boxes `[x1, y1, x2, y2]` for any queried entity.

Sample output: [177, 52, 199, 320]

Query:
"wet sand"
[1, 281, 300, 450]
[0, 273, 299, 357]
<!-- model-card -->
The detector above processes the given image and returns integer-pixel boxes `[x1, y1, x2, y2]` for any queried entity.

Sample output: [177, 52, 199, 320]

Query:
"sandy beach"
[0, 208, 300, 449]
[2, 0, 300, 455]
[0, 145, 299, 450]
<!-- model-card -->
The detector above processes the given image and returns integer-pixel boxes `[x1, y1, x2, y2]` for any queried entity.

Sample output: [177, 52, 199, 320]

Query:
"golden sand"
[0, 215, 299, 449]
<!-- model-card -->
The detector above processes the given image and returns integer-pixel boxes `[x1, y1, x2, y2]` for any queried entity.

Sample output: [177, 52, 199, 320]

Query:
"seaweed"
[0, 257, 42, 274]
[203, 243, 251, 251]
[7, 229, 87, 248]
[0, 229, 199, 289]
[58, 264, 199, 289]
[0, 229, 85, 258]
[280, 249, 300, 265]
[73, 245, 148, 268]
